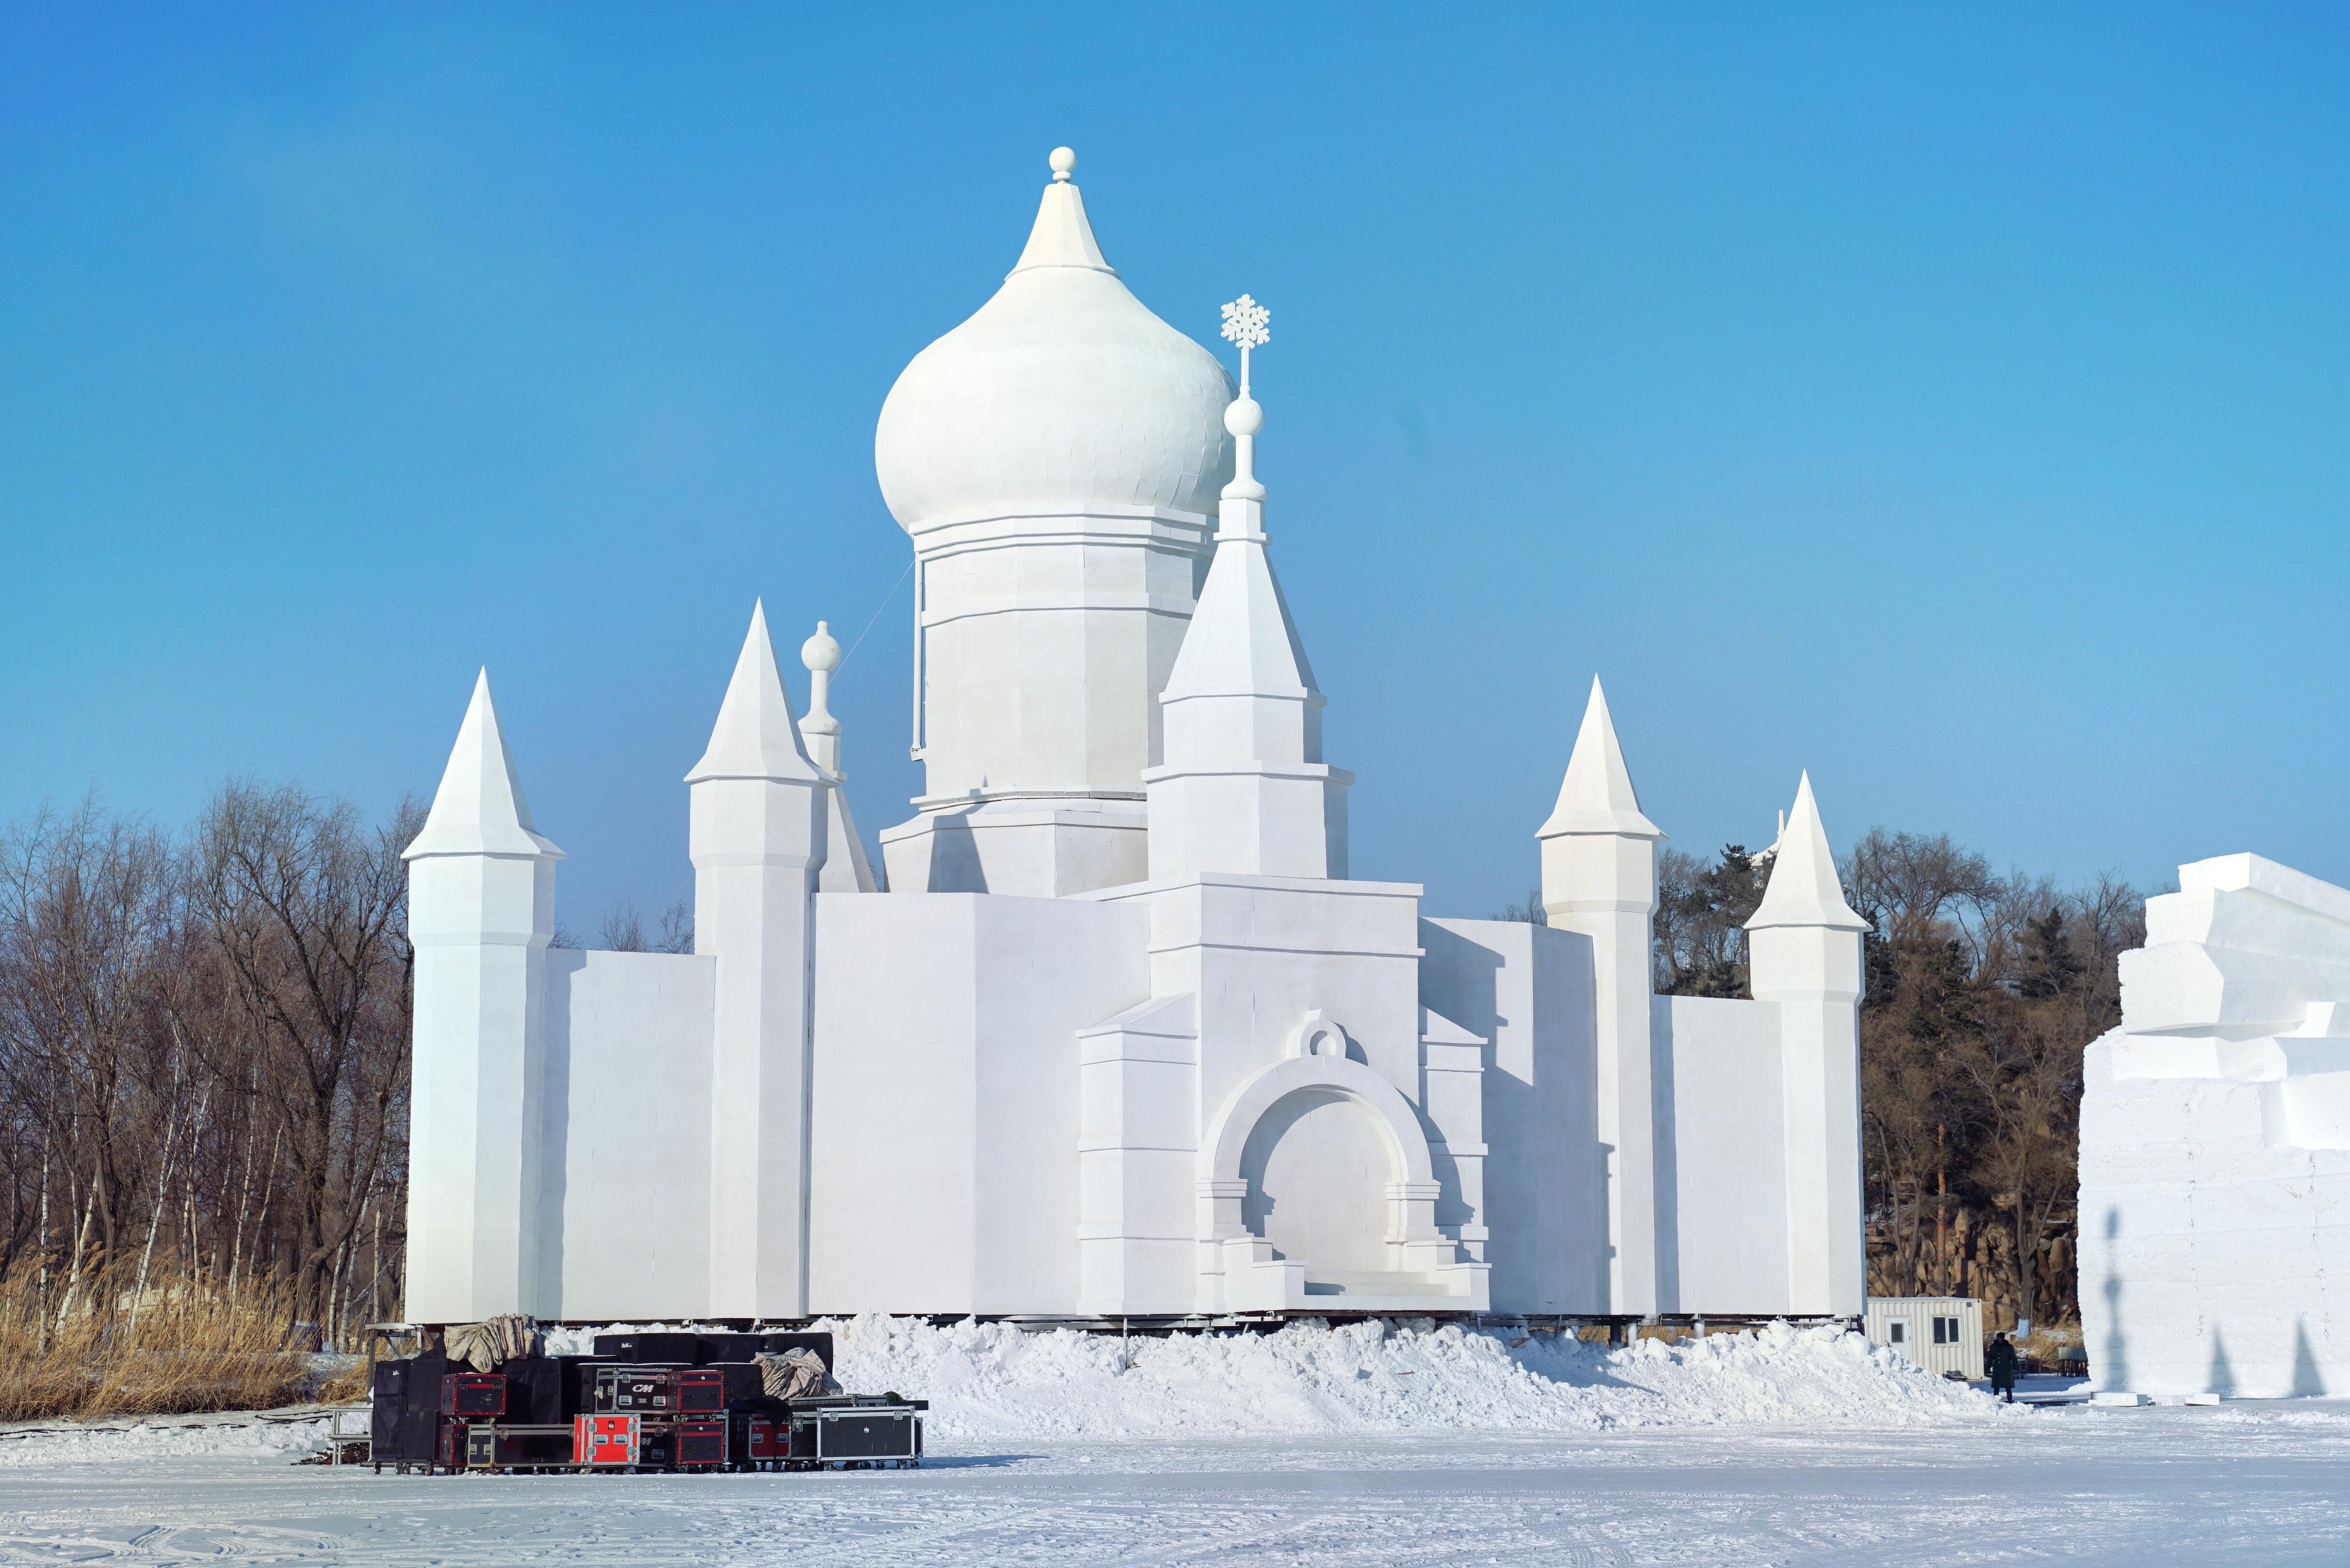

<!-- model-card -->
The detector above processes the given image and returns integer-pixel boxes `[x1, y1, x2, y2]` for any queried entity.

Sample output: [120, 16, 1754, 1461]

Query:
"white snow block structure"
[2080, 854, 2350, 1398]
[399, 149, 1868, 1326]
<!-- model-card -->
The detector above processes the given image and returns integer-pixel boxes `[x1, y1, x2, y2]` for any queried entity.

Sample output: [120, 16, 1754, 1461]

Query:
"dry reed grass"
[313, 1358, 372, 1404]
[2018, 1319, 2085, 1368]
[0, 1258, 313, 1422]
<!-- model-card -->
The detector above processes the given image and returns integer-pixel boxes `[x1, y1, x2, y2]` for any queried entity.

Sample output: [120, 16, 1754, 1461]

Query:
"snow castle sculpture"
[400, 150, 1869, 1326]
[2080, 855, 2350, 1397]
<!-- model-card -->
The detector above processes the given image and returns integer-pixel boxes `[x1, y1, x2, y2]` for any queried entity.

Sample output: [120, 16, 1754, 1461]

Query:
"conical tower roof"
[1747, 772, 1868, 931]
[687, 600, 822, 784]
[404, 670, 565, 861]
[1537, 678, 1663, 840]
[1160, 534, 1318, 707]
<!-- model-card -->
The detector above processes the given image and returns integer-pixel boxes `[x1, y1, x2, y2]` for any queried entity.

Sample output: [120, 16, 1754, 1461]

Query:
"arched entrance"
[1239, 1087, 1393, 1273]
[1196, 1036, 1490, 1314]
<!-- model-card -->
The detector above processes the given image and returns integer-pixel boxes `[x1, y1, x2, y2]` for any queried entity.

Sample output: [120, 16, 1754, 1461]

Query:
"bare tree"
[190, 783, 419, 1318]
[0, 800, 178, 1274]
[1654, 845, 1768, 996]
[598, 899, 694, 954]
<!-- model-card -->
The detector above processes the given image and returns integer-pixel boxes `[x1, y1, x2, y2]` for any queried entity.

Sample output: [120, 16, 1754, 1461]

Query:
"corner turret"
[689, 602, 827, 1317]
[402, 670, 562, 1322]
[1537, 677, 1664, 1316]
[1746, 771, 1867, 1316]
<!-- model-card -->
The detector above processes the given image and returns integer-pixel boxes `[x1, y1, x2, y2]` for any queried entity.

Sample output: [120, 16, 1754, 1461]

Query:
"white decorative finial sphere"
[1049, 146, 1076, 182]
[1224, 395, 1264, 437]
[802, 620, 842, 673]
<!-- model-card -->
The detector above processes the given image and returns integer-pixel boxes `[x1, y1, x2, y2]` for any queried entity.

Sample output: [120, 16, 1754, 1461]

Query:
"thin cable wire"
[840, 556, 915, 669]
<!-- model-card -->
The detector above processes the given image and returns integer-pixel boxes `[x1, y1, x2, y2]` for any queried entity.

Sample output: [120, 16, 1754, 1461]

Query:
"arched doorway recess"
[1240, 1087, 1392, 1272]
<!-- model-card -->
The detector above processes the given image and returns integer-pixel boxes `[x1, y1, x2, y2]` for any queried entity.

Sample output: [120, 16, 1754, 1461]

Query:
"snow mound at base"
[825, 1316, 2011, 1440]
[0, 1414, 327, 1468]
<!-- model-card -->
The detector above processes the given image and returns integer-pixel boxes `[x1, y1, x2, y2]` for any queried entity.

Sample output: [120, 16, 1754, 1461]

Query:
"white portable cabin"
[1866, 1296, 1985, 1380]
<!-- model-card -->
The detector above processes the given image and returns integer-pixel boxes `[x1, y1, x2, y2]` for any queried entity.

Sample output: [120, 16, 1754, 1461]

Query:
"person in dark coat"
[1987, 1331, 2020, 1402]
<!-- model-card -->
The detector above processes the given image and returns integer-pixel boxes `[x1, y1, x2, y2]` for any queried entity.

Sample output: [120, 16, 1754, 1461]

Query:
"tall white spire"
[404, 670, 564, 862]
[1145, 297, 1350, 882]
[1537, 678, 1662, 842]
[1748, 773, 1867, 932]
[400, 667, 560, 1322]
[687, 601, 821, 784]
[1744, 769, 1869, 1319]
[1537, 675, 1663, 1318]
[689, 600, 828, 1318]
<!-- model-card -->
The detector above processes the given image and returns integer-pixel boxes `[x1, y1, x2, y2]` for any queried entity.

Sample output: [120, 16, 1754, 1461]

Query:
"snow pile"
[0, 1414, 327, 1468]
[0, 1321, 2008, 1464]
[822, 1316, 2011, 1440]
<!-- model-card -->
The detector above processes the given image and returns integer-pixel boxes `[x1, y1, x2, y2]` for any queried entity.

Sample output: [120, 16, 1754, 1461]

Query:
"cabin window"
[1933, 1316, 1959, 1344]
[1887, 1321, 1905, 1343]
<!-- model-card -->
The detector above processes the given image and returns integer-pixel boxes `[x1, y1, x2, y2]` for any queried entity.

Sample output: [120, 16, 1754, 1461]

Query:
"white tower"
[688, 601, 827, 1318]
[1537, 678, 1665, 1317]
[402, 670, 563, 1323]
[875, 147, 1237, 897]
[1144, 295, 1350, 881]
[1745, 771, 1869, 1316]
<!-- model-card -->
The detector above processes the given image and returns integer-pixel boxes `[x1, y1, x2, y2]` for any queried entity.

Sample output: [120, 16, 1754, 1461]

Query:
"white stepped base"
[1218, 1239, 1492, 1313]
[1296, 1270, 1481, 1313]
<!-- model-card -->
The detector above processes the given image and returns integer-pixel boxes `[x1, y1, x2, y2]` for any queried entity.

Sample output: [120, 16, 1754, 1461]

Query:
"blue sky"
[4, 2, 2345, 925]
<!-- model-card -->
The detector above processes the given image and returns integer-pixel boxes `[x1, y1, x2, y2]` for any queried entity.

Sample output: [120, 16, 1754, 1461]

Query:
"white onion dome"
[875, 150, 1236, 531]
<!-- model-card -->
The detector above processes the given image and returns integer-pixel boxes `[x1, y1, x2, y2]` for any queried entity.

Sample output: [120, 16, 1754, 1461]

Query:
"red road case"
[676, 1419, 726, 1468]
[573, 1412, 640, 1466]
[675, 1369, 725, 1414]
[440, 1373, 505, 1417]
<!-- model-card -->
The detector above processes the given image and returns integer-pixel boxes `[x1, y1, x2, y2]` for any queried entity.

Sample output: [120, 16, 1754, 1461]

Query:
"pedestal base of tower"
[879, 796, 1149, 897]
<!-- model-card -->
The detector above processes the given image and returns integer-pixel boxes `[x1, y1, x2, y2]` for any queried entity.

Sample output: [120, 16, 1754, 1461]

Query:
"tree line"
[8, 776, 2136, 1339]
[1657, 831, 2138, 1331]
[1504, 828, 2141, 1331]
[0, 786, 418, 1346]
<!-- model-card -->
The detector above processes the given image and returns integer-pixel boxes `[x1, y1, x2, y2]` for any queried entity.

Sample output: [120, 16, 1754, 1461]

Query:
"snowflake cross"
[1220, 294, 1270, 389]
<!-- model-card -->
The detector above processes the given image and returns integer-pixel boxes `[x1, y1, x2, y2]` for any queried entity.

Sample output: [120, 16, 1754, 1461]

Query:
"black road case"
[394, 1354, 449, 1469]
[813, 1406, 921, 1462]
[594, 1367, 680, 1413]
[590, 1332, 702, 1365]
[465, 1424, 573, 1469]
[369, 1359, 416, 1462]
[496, 1355, 570, 1424]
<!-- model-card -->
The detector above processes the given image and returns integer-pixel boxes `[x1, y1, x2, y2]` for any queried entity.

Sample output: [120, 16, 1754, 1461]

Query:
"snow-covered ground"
[4, 1319, 2345, 1565]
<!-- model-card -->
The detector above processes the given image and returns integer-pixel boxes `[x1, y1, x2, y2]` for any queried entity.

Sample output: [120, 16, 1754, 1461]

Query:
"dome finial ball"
[802, 620, 842, 674]
[1049, 146, 1076, 182]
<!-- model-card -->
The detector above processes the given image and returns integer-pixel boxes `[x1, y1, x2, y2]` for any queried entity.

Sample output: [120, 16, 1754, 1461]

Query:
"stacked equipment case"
[368, 1330, 926, 1474]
